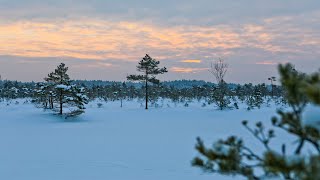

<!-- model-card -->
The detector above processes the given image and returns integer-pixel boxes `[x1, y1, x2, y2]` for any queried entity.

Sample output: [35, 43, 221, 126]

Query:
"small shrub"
[97, 103, 103, 108]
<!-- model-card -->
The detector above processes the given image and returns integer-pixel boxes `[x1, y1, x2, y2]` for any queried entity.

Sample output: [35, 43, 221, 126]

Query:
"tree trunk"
[145, 79, 148, 110]
[59, 75, 63, 115]
[60, 102, 63, 114]
[51, 96, 53, 109]
[45, 99, 48, 109]
[59, 90, 63, 115]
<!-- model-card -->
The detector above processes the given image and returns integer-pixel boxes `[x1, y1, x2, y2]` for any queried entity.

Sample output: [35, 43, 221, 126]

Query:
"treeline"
[0, 79, 285, 108]
[0, 55, 287, 113]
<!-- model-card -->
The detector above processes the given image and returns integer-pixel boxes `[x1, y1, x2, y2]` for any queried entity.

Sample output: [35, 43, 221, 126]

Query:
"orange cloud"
[0, 19, 243, 61]
[72, 62, 115, 69]
[180, 59, 202, 63]
[87, 62, 113, 68]
[0, 16, 319, 62]
[171, 67, 209, 73]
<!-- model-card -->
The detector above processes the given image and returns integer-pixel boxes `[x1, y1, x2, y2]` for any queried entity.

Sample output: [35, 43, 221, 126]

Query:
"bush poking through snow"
[97, 103, 103, 108]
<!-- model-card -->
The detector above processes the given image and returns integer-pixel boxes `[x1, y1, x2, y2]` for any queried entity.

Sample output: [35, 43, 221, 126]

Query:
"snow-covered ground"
[0, 99, 285, 180]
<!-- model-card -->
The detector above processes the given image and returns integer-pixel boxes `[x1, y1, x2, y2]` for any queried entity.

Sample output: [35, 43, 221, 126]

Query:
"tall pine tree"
[127, 54, 167, 109]
[45, 63, 71, 114]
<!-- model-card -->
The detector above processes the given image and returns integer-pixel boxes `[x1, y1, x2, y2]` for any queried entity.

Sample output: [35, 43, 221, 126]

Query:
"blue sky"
[0, 0, 319, 83]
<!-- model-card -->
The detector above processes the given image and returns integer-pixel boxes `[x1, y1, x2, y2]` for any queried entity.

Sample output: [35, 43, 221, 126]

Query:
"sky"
[0, 0, 319, 83]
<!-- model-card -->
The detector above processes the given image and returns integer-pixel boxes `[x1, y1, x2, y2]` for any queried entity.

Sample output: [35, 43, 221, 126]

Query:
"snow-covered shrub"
[33, 63, 88, 117]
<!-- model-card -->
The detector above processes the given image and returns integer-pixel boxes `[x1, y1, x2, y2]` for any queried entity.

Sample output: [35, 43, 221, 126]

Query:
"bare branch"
[209, 58, 228, 84]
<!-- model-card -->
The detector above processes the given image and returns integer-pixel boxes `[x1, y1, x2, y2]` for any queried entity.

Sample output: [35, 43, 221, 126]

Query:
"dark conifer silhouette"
[35, 63, 89, 117]
[127, 54, 167, 109]
[45, 63, 71, 114]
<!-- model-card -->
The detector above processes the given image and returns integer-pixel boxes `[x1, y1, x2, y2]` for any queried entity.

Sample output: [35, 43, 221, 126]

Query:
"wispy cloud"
[255, 61, 277, 65]
[170, 67, 209, 73]
[180, 59, 202, 63]
[0, 1, 319, 82]
[1, 15, 319, 63]
[1, 19, 234, 61]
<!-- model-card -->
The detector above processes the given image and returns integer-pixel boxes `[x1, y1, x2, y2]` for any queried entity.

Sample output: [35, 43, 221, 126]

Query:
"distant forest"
[0, 79, 285, 109]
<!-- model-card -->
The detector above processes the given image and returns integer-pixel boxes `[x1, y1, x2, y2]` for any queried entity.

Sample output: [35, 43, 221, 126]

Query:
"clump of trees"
[192, 63, 320, 179]
[33, 63, 88, 117]
[127, 54, 168, 109]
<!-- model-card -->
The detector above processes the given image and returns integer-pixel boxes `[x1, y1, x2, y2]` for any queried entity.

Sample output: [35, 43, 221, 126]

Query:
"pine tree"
[45, 63, 71, 114]
[247, 85, 264, 109]
[210, 81, 231, 110]
[268, 76, 276, 97]
[127, 54, 167, 109]
[33, 82, 54, 109]
[192, 63, 320, 179]
[40, 63, 88, 116]
[66, 86, 88, 114]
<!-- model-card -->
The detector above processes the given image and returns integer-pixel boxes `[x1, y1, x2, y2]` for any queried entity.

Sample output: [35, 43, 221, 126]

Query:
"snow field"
[0, 99, 291, 180]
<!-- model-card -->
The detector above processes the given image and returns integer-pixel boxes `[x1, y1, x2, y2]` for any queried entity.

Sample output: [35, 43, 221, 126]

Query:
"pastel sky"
[0, 0, 319, 83]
